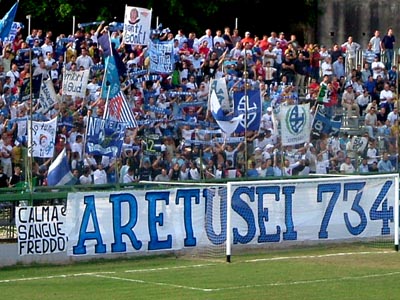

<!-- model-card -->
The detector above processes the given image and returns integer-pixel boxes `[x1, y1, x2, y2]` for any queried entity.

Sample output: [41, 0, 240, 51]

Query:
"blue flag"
[101, 55, 121, 100]
[233, 90, 262, 133]
[0, 2, 19, 42]
[312, 104, 342, 136]
[47, 148, 76, 186]
[97, 31, 112, 57]
[148, 40, 175, 74]
[85, 116, 127, 157]
[98, 31, 126, 77]
[19, 74, 42, 102]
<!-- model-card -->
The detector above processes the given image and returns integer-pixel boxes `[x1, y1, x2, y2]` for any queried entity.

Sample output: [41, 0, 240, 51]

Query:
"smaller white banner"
[16, 206, 67, 256]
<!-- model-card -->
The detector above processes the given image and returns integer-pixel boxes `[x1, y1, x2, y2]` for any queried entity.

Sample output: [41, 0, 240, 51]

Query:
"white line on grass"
[124, 263, 216, 273]
[1, 250, 397, 292]
[206, 271, 400, 291]
[0, 272, 115, 283]
[244, 250, 394, 263]
[92, 274, 214, 292]
[90, 270, 400, 292]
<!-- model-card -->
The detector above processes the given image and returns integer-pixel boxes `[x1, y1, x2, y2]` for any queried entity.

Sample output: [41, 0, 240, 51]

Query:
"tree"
[8, 0, 317, 42]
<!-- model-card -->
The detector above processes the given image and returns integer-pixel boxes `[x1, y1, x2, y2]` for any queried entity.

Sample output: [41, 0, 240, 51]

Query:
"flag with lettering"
[38, 79, 58, 114]
[148, 40, 175, 74]
[312, 104, 342, 136]
[3, 21, 23, 43]
[233, 89, 262, 133]
[104, 91, 137, 129]
[62, 69, 90, 98]
[28, 117, 58, 158]
[123, 5, 152, 45]
[280, 103, 311, 146]
[85, 116, 127, 157]
[0, 1, 18, 42]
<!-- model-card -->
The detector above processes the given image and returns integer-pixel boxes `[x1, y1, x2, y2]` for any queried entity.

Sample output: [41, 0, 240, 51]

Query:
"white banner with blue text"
[65, 174, 397, 256]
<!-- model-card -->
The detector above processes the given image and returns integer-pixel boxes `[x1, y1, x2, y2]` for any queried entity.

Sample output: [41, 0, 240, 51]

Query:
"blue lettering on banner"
[204, 188, 226, 245]
[110, 193, 142, 252]
[68, 179, 395, 255]
[147, 191, 172, 250]
[232, 186, 256, 244]
[317, 181, 392, 239]
[176, 189, 199, 247]
[73, 195, 106, 254]
[369, 180, 393, 235]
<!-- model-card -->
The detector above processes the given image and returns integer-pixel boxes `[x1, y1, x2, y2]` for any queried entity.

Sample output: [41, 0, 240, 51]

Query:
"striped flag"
[104, 91, 138, 128]
[101, 51, 137, 128]
[0, 1, 18, 42]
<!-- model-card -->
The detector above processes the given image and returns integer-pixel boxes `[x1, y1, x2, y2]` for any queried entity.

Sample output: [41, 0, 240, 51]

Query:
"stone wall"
[317, 0, 400, 49]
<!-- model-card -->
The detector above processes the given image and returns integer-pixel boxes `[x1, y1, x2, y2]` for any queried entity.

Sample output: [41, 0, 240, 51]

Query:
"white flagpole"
[26, 15, 31, 36]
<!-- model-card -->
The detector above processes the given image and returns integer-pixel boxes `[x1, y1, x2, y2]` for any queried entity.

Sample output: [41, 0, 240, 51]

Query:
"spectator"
[340, 156, 355, 174]
[378, 152, 393, 172]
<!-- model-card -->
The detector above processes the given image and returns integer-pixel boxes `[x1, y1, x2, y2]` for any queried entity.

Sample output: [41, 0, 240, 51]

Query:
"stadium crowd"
[0, 22, 398, 187]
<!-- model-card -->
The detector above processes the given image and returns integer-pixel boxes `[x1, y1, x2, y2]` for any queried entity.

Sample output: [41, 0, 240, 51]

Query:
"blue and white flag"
[3, 21, 23, 43]
[47, 148, 76, 186]
[123, 5, 152, 45]
[28, 117, 58, 158]
[312, 104, 342, 136]
[148, 40, 175, 74]
[0, 1, 18, 42]
[104, 91, 138, 128]
[85, 116, 127, 157]
[233, 90, 262, 133]
[38, 79, 58, 114]
[280, 103, 311, 146]
[210, 90, 244, 136]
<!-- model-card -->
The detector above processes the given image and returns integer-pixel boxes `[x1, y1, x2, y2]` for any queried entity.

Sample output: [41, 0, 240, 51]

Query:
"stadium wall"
[317, 0, 400, 50]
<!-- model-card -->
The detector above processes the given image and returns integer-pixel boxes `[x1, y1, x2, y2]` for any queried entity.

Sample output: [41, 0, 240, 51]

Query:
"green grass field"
[1, 244, 400, 300]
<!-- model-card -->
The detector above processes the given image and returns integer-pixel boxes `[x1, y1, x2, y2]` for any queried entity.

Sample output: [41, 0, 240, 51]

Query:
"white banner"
[65, 175, 397, 256]
[28, 117, 57, 158]
[38, 79, 58, 114]
[61, 69, 89, 98]
[16, 206, 68, 256]
[123, 6, 152, 45]
[280, 103, 311, 146]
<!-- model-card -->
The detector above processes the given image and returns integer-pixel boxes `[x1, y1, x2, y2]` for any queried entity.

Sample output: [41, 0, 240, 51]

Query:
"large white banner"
[65, 175, 397, 256]
[62, 69, 89, 98]
[28, 117, 57, 158]
[280, 103, 311, 146]
[123, 6, 152, 45]
[16, 206, 67, 255]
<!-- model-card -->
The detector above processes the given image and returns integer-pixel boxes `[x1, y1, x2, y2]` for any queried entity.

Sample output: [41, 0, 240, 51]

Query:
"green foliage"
[14, 0, 317, 40]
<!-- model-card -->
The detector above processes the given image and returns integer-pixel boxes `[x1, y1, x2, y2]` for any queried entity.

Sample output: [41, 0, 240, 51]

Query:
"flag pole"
[243, 58, 248, 176]
[27, 47, 33, 197]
